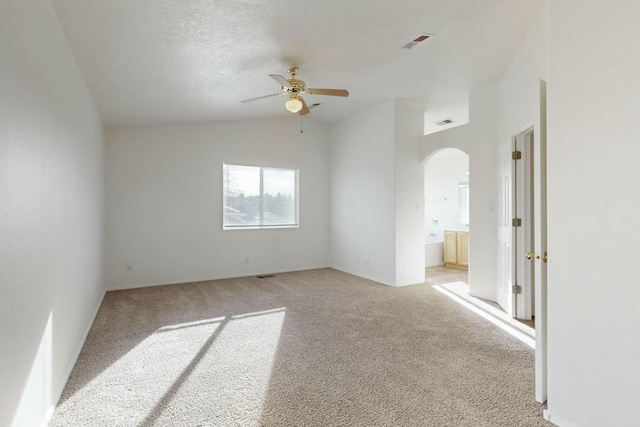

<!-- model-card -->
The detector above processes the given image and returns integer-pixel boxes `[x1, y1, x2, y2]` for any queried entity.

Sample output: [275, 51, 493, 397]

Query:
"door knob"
[526, 252, 534, 260]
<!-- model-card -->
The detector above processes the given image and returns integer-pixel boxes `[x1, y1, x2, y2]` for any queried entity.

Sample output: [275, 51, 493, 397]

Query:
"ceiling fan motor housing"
[286, 81, 305, 93]
[286, 67, 305, 93]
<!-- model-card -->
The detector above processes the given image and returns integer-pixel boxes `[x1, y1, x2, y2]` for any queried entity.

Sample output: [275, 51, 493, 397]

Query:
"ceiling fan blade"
[298, 96, 310, 116]
[270, 74, 291, 88]
[241, 93, 285, 103]
[307, 88, 349, 97]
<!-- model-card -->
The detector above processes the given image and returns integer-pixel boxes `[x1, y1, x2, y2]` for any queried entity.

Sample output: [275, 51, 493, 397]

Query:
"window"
[223, 164, 298, 229]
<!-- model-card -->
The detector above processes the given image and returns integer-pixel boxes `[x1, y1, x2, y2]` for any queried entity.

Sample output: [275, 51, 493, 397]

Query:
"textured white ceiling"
[49, 0, 545, 128]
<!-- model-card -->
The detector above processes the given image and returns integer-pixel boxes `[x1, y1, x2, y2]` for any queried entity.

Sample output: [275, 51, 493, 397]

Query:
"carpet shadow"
[138, 317, 230, 426]
[54, 275, 291, 408]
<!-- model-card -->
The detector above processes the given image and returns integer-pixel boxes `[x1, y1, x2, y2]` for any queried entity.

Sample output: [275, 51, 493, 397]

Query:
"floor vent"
[403, 34, 433, 49]
[256, 274, 274, 279]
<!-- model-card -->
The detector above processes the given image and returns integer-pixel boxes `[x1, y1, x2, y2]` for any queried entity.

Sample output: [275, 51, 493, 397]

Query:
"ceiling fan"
[241, 67, 349, 115]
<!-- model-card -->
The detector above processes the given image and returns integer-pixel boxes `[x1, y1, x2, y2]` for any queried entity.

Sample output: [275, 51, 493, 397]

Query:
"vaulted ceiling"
[49, 0, 545, 130]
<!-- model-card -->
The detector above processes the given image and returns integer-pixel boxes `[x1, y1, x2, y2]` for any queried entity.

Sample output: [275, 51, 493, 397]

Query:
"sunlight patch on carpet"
[53, 308, 286, 426]
[433, 282, 535, 348]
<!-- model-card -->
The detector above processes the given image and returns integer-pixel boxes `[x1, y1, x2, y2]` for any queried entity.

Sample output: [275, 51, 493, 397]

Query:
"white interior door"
[515, 130, 534, 321]
[534, 80, 548, 403]
[497, 138, 515, 317]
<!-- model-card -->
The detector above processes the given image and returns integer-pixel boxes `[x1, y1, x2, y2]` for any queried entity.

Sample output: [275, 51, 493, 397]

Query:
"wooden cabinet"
[444, 231, 458, 266]
[444, 230, 469, 270]
[456, 231, 469, 268]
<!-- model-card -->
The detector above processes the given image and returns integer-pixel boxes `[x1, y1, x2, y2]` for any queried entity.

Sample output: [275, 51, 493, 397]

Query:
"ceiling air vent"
[435, 119, 453, 126]
[403, 34, 432, 49]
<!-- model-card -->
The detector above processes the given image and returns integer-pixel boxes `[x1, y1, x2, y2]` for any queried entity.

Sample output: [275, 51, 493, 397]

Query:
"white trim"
[329, 267, 397, 287]
[40, 289, 106, 427]
[393, 280, 427, 288]
[223, 224, 299, 231]
[106, 265, 331, 291]
[111, 265, 417, 294]
[534, 79, 548, 404]
[543, 410, 581, 427]
[468, 290, 495, 301]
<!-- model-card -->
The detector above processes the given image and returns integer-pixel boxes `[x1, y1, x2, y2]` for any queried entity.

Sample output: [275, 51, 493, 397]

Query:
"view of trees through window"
[223, 164, 297, 228]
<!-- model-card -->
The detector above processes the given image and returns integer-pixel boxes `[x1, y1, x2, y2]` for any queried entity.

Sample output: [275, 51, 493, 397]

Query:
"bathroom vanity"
[444, 230, 469, 269]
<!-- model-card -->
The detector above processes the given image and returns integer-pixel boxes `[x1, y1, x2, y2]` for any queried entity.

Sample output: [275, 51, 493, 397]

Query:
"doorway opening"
[496, 79, 548, 404]
[423, 148, 470, 285]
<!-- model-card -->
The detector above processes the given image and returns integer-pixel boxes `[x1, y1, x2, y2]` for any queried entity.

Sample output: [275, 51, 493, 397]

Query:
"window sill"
[223, 225, 299, 231]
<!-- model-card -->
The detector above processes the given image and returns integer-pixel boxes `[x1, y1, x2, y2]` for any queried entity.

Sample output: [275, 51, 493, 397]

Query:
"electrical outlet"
[126, 262, 133, 270]
[244, 257, 249, 264]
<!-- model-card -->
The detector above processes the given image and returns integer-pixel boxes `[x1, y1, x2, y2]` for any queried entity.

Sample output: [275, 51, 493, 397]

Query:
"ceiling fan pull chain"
[300, 116, 304, 133]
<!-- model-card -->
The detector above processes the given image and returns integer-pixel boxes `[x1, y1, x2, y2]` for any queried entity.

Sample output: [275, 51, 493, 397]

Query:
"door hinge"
[512, 218, 522, 227]
[512, 150, 522, 160]
[512, 284, 522, 294]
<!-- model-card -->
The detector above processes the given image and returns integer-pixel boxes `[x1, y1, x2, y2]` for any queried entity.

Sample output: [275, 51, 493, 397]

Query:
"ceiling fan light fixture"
[285, 97, 303, 113]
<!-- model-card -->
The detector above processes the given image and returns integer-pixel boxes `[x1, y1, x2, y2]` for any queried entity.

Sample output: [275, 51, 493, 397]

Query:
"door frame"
[533, 80, 548, 403]
[497, 80, 547, 403]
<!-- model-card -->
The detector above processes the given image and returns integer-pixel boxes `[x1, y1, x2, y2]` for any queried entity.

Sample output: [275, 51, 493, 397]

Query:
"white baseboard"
[107, 265, 331, 291]
[394, 279, 429, 287]
[330, 267, 425, 288]
[329, 266, 396, 287]
[543, 409, 581, 427]
[40, 289, 106, 427]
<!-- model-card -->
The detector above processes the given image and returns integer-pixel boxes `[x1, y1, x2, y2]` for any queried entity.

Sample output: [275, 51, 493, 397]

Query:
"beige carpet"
[49, 268, 549, 426]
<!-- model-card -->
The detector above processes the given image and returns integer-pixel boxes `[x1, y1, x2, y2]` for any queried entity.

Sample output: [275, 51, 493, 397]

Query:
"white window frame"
[223, 163, 299, 230]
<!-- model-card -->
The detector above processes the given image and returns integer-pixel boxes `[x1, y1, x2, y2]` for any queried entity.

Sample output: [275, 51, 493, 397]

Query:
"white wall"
[329, 100, 425, 287]
[394, 101, 427, 286]
[419, 85, 499, 300]
[105, 117, 330, 289]
[499, 4, 548, 144]
[424, 150, 469, 242]
[545, 2, 640, 426]
[329, 101, 396, 285]
[0, 0, 105, 425]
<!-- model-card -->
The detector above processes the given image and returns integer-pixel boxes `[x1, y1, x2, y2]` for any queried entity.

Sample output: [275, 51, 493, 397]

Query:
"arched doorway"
[423, 148, 470, 285]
